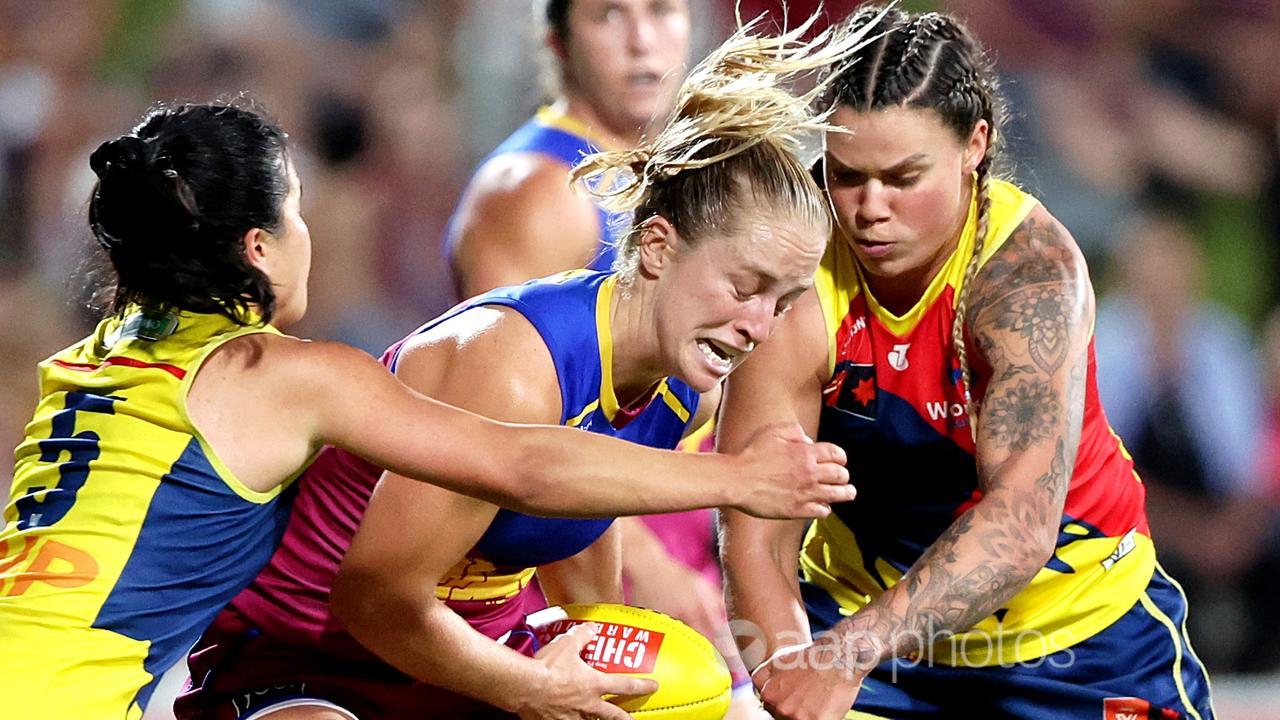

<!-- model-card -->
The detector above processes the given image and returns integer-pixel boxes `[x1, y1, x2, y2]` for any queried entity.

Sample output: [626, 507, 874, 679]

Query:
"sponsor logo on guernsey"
[887, 343, 910, 371]
[1101, 528, 1138, 571]
[849, 316, 867, 335]
[1103, 696, 1179, 720]
[925, 400, 969, 422]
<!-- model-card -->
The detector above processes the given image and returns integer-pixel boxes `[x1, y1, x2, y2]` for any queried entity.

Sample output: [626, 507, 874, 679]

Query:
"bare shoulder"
[455, 152, 598, 237]
[450, 152, 602, 293]
[967, 203, 1094, 379]
[969, 204, 1090, 316]
[395, 305, 562, 424]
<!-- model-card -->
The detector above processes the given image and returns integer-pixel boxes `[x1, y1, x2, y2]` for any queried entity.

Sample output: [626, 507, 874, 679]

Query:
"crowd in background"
[2, 0, 1278, 682]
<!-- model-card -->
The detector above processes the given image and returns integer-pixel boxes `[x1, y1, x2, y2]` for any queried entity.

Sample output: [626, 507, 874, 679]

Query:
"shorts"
[803, 563, 1215, 719]
[176, 590, 544, 720]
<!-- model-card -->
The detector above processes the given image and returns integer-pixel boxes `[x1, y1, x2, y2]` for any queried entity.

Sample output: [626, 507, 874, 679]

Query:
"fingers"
[552, 621, 601, 654]
[809, 441, 847, 467]
[589, 699, 636, 720]
[597, 672, 658, 698]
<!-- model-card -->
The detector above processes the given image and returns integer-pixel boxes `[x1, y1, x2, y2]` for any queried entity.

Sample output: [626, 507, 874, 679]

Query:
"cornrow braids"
[826, 4, 1004, 441]
[569, 7, 889, 282]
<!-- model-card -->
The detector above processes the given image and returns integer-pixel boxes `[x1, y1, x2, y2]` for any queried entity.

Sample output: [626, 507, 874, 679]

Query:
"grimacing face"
[560, 0, 691, 136]
[823, 105, 986, 291]
[649, 212, 827, 393]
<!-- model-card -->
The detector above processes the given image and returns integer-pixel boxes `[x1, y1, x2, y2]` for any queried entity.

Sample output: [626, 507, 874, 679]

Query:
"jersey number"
[15, 391, 119, 530]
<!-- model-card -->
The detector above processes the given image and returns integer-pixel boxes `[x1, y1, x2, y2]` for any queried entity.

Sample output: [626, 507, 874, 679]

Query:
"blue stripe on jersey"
[400, 272, 699, 569]
[92, 437, 296, 708]
[444, 116, 627, 273]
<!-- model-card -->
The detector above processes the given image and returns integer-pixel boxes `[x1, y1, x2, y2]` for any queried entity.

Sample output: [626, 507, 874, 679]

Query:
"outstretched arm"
[757, 209, 1093, 719]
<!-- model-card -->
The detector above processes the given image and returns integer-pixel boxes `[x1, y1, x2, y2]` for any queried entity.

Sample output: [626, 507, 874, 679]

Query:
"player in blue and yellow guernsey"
[0, 103, 854, 720]
[177, 20, 880, 720]
[722, 7, 1214, 720]
[444, 0, 691, 298]
[444, 2, 750, 695]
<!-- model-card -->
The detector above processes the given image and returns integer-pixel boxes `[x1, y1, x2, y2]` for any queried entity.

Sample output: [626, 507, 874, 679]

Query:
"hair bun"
[90, 135, 149, 177]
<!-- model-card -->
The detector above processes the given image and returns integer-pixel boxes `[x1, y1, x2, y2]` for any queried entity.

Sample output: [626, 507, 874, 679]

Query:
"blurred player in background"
[0, 101, 853, 720]
[444, 0, 753, 709]
[176, 16, 875, 720]
[721, 6, 1215, 719]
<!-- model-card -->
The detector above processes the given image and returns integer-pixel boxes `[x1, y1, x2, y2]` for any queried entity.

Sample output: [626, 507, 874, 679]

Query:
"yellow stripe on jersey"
[800, 513, 1157, 667]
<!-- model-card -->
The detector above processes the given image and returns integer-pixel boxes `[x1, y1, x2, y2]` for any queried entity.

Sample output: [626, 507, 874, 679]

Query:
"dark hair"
[544, 0, 571, 39]
[88, 101, 291, 324]
[827, 5, 1004, 433]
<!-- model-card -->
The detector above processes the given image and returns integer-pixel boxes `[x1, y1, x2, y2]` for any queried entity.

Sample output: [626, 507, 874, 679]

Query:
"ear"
[635, 215, 678, 278]
[242, 227, 272, 275]
[547, 27, 568, 64]
[962, 119, 990, 176]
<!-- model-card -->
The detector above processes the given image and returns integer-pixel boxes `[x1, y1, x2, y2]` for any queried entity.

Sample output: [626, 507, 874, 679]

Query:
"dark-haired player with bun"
[0, 102, 853, 720]
[721, 6, 1215, 720]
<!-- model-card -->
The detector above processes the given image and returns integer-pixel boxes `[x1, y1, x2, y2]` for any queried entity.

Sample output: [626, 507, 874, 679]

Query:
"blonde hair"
[569, 7, 888, 281]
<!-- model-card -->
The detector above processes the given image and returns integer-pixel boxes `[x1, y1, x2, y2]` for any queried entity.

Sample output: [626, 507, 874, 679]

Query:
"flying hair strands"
[569, 4, 894, 212]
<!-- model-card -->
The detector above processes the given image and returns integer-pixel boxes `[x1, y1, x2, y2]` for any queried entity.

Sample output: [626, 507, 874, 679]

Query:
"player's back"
[0, 306, 291, 720]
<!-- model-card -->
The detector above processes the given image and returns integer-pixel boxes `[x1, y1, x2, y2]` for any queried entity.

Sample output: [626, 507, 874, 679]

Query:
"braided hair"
[827, 5, 1004, 439]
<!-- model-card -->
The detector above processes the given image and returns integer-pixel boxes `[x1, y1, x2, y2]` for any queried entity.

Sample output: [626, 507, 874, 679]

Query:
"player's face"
[562, 0, 691, 135]
[823, 105, 980, 284]
[266, 162, 312, 328]
[654, 212, 826, 393]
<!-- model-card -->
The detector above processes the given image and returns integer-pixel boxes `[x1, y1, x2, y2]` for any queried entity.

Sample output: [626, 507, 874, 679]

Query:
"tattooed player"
[720, 6, 1214, 720]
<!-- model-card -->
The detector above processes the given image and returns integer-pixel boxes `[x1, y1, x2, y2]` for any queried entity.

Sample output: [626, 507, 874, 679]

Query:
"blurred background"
[0, 0, 1277, 717]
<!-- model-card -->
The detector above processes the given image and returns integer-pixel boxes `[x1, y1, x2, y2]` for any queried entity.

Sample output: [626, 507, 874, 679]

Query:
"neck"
[554, 95, 644, 150]
[607, 276, 666, 408]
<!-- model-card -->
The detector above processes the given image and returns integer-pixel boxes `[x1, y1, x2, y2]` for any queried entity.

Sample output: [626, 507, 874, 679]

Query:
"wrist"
[705, 454, 746, 509]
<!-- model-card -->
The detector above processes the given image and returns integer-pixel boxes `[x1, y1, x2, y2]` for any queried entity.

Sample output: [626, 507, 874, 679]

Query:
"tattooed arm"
[755, 209, 1093, 719]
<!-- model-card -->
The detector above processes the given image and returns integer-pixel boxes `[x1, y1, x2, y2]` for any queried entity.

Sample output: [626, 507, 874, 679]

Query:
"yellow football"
[527, 603, 732, 720]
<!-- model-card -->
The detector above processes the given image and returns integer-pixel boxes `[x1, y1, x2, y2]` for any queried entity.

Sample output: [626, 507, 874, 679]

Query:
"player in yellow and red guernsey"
[0, 102, 854, 720]
[721, 6, 1214, 720]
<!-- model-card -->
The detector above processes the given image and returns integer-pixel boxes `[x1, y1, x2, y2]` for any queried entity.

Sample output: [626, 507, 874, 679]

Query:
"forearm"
[509, 426, 739, 517]
[339, 587, 545, 711]
[722, 516, 811, 666]
[831, 488, 1057, 665]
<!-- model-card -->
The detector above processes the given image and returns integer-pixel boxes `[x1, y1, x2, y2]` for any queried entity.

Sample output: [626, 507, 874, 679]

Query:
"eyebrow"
[829, 152, 929, 175]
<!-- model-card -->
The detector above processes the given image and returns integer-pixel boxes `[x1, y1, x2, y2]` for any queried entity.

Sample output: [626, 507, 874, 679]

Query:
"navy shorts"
[803, 564, 1214, 719]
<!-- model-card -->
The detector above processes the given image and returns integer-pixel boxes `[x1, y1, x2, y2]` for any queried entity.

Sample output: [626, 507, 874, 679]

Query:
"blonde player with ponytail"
[721, 5, 1215, 720]
[175, 13, 878, 720]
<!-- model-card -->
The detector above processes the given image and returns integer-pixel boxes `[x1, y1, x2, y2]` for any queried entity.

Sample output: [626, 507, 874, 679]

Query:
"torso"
[0, 307, 293, 718]
[215, 270, 701, 659]
[805, 179, 1155, 665]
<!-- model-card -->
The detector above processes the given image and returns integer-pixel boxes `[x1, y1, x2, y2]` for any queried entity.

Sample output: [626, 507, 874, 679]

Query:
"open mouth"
[697, 339, 739, 375]
[627, 71, 662, 88]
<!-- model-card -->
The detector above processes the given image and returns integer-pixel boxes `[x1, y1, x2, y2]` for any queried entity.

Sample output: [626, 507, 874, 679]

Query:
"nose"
[734, 297, 776, 348]
[627, 13, 658, 55]
[853, 178, 891, 229]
